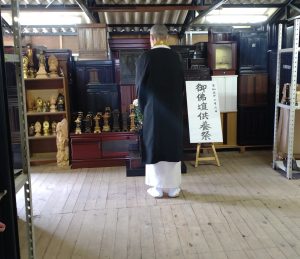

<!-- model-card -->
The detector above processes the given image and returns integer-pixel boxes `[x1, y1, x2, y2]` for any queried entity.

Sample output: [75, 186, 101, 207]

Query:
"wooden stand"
[195, 143, 220, 167]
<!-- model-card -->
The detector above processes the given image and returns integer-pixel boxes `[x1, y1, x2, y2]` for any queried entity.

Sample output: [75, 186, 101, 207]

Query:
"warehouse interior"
[1, 1, 300, 258]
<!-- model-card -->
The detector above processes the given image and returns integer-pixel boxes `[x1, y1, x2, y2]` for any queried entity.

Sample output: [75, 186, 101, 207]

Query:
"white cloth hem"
[145, 161, 181, 189]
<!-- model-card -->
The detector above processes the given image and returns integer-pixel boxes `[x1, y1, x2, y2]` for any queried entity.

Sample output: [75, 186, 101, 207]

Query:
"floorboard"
[16, 150, 300, 259]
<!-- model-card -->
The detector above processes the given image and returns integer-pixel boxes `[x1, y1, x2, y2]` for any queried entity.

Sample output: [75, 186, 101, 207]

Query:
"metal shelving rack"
[8, 0, 36, 258]
[272, 18, 300, 179]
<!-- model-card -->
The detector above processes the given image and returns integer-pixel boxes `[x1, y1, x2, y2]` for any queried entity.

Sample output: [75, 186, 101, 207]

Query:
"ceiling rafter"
[222, 3, 285, 8]
[89, 4, 208, 12]
[267, 0, 295, 24]
[187, 0, 228, 27]
[179, 0, 199, 39]
[0, 4, 209, 12]
[288, 3, 300, 14]
[74, 0, 98, 23]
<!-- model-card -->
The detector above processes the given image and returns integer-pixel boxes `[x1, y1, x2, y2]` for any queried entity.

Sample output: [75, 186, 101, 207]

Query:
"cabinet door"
[238, 32, 267, 72]
[212, 76, 226, 112]
[212, 75, 237, 112]
[101, 134, 138, 158]
[71, 138, 101, 160]
[238, 74, 268, 106]
[224, 75, 237, 112]
[237, 106, 272, 145]
[252, 36, 268, 71]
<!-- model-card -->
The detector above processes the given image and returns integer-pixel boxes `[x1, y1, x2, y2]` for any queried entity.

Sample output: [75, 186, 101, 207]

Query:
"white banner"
[186, 81, 223, 143]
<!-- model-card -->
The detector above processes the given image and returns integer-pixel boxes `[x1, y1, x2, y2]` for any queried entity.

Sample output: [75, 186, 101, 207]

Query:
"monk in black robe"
[135, 24, 185, 198]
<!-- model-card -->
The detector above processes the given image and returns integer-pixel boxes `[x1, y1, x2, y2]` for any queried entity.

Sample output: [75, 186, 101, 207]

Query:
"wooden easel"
[195, 143, 220, 167]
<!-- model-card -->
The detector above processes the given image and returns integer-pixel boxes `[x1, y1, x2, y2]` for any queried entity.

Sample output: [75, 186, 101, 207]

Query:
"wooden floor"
[16, 150, 300, 259]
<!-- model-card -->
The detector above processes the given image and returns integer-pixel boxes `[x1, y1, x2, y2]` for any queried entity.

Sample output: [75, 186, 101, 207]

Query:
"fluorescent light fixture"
[19, 12, 82, 25]
[206, 14, 268, 24]
[232, 25, 251, 29]
[1, 11, 88, 26]
[202, 7, 277, 25]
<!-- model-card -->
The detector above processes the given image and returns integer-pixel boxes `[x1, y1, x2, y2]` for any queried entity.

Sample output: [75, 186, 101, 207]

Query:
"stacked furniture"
[233, 31, 271, 145]
[208, 28, 238, 147]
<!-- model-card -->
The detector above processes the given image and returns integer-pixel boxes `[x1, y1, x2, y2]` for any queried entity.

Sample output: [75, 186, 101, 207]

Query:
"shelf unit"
[1, 1, 35, 258]
[272, 18, 300, 179]
[24, 77, 69, 166]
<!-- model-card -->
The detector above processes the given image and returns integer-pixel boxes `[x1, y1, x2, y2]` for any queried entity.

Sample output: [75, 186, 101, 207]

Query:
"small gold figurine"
[102, 107, 111, 132]
[34, 121, 42, 136]
[129, 104, 136, 132]
[51, 121, 57, 135]
[26, 44, 35, 78]
[22, 56, 29, 79]
[75, 117, 82, 134]
[93, 112, 102, 133]
[48, 54, 59, 78]
[36, 97, 43, 112]
[50, 95, 57, 112]
[36, 50, 48, 79]
[43, 121, 50, 136]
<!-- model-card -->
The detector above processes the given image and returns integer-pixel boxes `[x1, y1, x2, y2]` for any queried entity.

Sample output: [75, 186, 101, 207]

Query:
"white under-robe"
[145, 161, 181, 189]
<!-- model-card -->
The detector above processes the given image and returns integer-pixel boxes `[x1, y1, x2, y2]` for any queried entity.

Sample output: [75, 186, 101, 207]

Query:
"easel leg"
[195, 143, 201, 168]
[211, 144, 221, 167]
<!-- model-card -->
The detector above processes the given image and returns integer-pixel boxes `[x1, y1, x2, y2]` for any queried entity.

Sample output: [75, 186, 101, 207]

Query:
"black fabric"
[135, 47, 185, 164]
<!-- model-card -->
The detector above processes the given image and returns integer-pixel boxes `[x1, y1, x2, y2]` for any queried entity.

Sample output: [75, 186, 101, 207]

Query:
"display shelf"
[27, 111, 66, 116]
[274, 160, 300, 178]
[24, 77, 64, 90]
[276, 103, 300, 109]
[24, 76, 69, 166]
[272, 18, 300, 179]
[279, 48, 300, 53]
[28, 135, 56, 140]
[29, 152, 57, 165]
[14, 174, 27, 193]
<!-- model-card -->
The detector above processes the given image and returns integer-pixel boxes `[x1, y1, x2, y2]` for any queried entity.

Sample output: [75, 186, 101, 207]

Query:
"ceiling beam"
[107, 24, 181, 27]
[289, 3, 300, 14]
[89, 4, 208, 12]
[74, 0, 98, 23]
[0, 5, 80, 11]
[0, 4, 208, 12]
[187, 0, 228, 27]
[222, 4, 285, 8]
[267, 0, 295, 24]
[179, 0, 198, 39]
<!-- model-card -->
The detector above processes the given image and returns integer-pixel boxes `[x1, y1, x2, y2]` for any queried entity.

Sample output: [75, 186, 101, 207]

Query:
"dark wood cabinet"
[70, 132, 138, 168]
[238, 73, 268, 106]
[233, 31, 268, 73]
[237, 73, 272, 145]
[73, 60, 116, 114]
[237, 106, 273, 145]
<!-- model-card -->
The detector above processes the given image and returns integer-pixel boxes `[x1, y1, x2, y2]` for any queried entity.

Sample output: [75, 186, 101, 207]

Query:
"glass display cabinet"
[208, 42, 237, 75]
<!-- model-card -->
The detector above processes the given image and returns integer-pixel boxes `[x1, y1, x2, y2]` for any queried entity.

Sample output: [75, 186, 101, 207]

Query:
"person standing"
[135, 24, 185, 198]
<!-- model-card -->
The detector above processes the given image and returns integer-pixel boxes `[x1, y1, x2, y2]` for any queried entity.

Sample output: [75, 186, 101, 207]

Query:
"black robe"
[135, 47, 185, 164]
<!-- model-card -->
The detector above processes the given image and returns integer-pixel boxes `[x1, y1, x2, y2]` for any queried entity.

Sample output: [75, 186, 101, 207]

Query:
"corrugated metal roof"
[1, 0, 299, 35]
